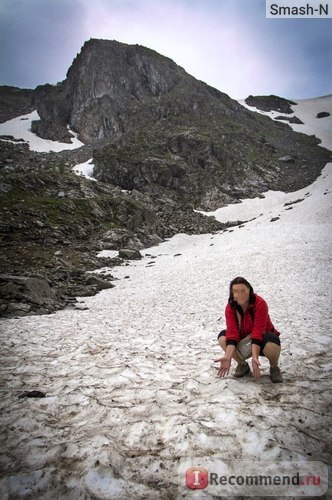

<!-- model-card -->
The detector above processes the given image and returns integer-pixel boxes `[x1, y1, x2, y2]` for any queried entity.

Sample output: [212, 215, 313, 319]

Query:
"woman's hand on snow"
[214, 357, 231, 377]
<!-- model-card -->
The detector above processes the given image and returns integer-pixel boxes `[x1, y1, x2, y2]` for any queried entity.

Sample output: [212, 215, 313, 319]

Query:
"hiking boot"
[270, 366, 283, 383]
[234, 362, 250, 378]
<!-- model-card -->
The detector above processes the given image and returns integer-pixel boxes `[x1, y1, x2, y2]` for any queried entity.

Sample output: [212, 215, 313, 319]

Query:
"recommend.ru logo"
[179, 459, 328, 496]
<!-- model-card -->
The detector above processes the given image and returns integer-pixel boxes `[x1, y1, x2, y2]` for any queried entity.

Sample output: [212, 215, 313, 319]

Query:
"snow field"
[0, 96, 331, 498]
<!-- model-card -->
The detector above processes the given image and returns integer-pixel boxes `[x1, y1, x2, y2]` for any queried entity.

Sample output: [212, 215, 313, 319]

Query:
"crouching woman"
[215, 277, 283, 383]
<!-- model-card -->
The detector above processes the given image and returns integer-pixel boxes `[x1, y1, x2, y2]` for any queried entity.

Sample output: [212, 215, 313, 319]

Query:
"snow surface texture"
[0, 97, 331, 498]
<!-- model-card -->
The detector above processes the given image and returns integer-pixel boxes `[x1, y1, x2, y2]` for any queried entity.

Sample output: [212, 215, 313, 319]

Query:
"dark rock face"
[0, 86, 35, 123]
[31, 84, 72, 142]
[244, 94, 297, 114]
[32, 39, 188, 143]
[92, 100, 329, 209]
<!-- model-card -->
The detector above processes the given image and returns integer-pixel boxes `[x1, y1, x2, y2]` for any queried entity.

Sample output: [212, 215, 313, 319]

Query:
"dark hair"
[228, 276, 255, 305]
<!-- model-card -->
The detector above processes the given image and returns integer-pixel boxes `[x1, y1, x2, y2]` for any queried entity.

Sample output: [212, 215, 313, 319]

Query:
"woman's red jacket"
[225, 294, 279, 347]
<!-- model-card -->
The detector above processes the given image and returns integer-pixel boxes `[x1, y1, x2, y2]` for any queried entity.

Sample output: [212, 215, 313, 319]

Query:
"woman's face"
[232, 284, 250, 306]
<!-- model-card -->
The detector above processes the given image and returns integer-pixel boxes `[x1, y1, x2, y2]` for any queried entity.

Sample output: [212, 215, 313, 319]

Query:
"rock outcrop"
[316, 111, 330, 118]
[0, 86, 35, 123]
[0, 270, 115, 318]
[244, 94, 297, 114]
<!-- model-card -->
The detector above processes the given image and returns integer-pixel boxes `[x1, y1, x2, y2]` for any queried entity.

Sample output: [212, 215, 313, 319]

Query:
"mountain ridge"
[28, 40, 331, 207]
[0, 39, 330, 317]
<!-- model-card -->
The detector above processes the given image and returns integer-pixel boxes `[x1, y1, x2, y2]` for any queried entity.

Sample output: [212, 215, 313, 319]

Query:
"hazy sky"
[0, 0, 331, 99]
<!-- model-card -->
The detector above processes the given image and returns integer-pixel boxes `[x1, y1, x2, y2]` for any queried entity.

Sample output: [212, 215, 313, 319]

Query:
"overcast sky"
[0, 0, 331, 100]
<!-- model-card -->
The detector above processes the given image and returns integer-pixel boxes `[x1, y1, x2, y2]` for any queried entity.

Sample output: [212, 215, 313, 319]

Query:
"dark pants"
[217, 330, 280, 356]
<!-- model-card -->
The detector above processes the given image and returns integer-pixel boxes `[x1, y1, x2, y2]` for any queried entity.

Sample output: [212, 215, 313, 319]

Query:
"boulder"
[118, 249, 142, 260]
[0, 274, 55, 304]
[316, 111, 330, 119]
[85, 274, 114, 290]
[0, 274, 60, 317]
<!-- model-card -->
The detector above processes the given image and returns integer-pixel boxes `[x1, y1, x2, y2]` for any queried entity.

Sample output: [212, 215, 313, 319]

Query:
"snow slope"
[0, 97, 331, 498]
[0, 110, 84, 152]
[72, 158, 96, 181]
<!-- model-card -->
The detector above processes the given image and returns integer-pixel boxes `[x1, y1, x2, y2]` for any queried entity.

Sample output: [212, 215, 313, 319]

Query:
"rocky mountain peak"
[32, 39, 191, 143]
[30, 40, 330, 208]
[67, 38, 186, 98]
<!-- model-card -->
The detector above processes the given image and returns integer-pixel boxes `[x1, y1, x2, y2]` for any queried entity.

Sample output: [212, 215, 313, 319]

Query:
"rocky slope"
[0, 139, 223, 317]
[0, 39, 330, 317]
